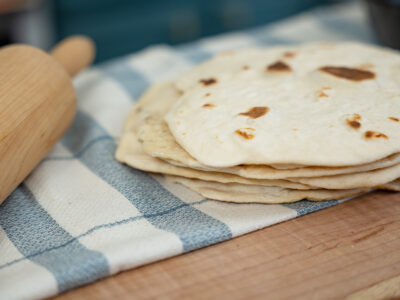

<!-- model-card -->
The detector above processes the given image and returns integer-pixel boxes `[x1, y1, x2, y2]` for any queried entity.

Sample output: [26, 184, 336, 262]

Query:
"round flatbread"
[166, 42, 400, 167]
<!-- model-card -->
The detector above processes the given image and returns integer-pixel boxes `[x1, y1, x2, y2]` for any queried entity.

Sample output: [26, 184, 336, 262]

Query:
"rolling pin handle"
[50, 36, 96, 77]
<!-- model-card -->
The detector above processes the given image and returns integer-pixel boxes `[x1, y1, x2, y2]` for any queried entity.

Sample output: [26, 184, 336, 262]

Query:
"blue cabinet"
[54, 0, 332, 62]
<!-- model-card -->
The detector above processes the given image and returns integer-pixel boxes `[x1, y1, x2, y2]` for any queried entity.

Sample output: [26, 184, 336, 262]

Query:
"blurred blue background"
[0, 0, 339, 63]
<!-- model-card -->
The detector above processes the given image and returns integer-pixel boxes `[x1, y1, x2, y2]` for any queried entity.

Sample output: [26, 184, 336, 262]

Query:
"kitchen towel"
[0, 2, 378, 299]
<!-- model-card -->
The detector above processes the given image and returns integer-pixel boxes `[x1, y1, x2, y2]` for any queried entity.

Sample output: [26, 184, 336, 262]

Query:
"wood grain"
[51, 191, 400, 300]
[0, 36, 94, 204]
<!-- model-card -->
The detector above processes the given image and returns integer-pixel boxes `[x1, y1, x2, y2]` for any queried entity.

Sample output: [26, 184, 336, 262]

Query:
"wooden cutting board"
[52, 191, 400, 299]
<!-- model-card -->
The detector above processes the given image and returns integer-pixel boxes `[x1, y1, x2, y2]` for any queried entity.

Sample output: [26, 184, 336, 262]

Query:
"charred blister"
[346, 114, 362, 130]
[199, 78, 217, 86]
[364, 131, 388, 140]
[235, 128, 255, 140]
[266, 61, 292, 72]
[202, 103, 215, 108]
[238, 106, 269, 119]
[388, 117, 399, 122]
[319, 66, 375, 81]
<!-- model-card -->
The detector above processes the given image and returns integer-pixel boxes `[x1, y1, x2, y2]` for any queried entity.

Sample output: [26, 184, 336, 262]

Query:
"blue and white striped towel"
[0, 2, 378, 299]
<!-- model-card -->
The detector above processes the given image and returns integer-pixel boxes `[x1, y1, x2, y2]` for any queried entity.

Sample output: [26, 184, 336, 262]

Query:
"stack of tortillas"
[116, 42, 400, 204]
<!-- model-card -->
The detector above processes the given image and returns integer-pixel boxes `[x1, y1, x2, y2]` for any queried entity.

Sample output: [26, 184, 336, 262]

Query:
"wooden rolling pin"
[0, 36, 95, 204]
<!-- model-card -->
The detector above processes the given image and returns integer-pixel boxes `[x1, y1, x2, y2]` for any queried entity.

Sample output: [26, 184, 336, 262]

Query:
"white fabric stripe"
[0, 231, 57, 300]
[0, 260, 58, 300]
[26, 143, 183, 264]
[73, 68, 133, 139]
[25, 158, 142, 237]
[127, 45, 193, 82]
[79, 218, 182, 274]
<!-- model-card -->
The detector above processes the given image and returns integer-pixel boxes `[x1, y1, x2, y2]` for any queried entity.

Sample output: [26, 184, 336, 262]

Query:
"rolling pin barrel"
[0, 36, 95, 204]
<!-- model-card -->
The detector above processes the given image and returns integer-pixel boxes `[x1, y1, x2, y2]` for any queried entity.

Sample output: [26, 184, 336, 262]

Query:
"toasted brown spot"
[267, 61, 291, 72]
[346, 114, 362, 129]
[199, 78, 217, 86]
[202, 103, 215, 109]
[182, 132, 187, 136]
[293, 128, 298, 132]
[204, 93, 211, 97]
[242, 65, 250, 70]
[283, 51, 296, 58]
[388, 117, 399, 122]
[319, 66, 375, 81]
[235, 128, 255, 140]
[318, 91, 328, 98]
[364, 131, 388, 139]
[347, 120, 361, 129]
[238, 106, 269, 119]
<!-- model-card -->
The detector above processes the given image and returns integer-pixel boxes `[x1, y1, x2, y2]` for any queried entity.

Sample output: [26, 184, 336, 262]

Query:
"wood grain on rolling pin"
[0, 45, 75, 203]
[0, 36, 94, 203]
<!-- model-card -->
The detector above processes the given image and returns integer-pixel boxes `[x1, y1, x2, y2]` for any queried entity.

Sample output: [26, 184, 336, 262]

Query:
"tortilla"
[166, 175, 371, 204]
[135, 82, 400, 180]
[166, 42, 400, 167]
[115, 84, 315, 190]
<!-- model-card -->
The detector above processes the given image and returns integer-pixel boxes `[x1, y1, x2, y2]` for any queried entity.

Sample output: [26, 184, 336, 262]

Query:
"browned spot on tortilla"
[235, 128, 255, 140]
[346, 114, 362, 129]
[242, 65, 250, 70]
[318, 91, 328, 98]
[319, 66, 375, 81]
[267, 61, 292, 72]
[238, 106, 269, 119]
[347, 120, 361, 129]
[388, 117, 399, 122]
[202, 103, 215, 108]
[293, 128, 298, 132]
[182, 132, 187, 136]
[199, 78, 217, 86]
[364, 131, 388, 139]
[283, 51, 296, 58]
[204, 93, 211, 97]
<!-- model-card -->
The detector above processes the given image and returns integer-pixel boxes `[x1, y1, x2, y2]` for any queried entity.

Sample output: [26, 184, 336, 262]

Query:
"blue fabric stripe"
[0, 185, 109, 292]
[100, 57, 150, 100]
[283, 199, 338, 216]
[0, 199, 208, 271]
[60, 111, 232, 252]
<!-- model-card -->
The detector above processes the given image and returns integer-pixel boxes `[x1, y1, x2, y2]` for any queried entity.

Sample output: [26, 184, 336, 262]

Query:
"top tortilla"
[136, 82, 400, 180]
[165, 42, 400, 167]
